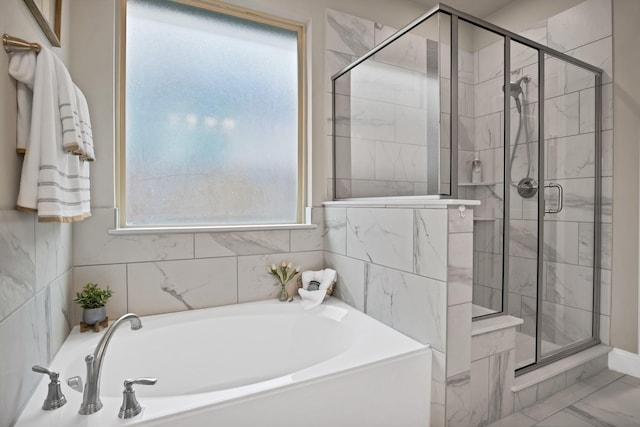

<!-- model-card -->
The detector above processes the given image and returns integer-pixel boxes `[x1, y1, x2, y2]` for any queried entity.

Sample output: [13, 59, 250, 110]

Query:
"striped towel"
[7, 51, 37, 154]
[12, 47, 92, 222]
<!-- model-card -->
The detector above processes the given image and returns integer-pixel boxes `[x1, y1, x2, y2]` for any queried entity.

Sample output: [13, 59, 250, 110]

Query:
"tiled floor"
[488, 370, 640, 427]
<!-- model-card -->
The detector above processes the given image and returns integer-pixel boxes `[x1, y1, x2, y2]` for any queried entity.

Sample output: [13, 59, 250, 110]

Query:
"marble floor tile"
[522, 381, 597, 422]
[487, 411, 537, 427]
[534, 409, 602, 427]
[570, 379, 640, 426]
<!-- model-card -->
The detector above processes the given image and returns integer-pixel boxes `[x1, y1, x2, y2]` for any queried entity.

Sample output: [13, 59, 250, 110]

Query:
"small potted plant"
[74, 283, 113, 325]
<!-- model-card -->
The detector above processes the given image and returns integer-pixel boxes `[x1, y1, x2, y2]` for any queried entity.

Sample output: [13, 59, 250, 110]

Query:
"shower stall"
[331, 4, 603, 374]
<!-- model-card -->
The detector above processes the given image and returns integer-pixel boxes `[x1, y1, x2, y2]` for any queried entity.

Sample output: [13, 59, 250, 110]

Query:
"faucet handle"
[118, 377, 157, 419]
[32, 365, 67, 410]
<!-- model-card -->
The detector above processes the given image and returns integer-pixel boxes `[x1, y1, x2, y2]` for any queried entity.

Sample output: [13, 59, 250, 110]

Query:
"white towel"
[13, 47, 91, 222]
[52, 53, 84, 155]
[298, 288, 328, 310]
[74, 85, 95, 161]
[301, 268, 337, 291]
[7, 51, 37, 154]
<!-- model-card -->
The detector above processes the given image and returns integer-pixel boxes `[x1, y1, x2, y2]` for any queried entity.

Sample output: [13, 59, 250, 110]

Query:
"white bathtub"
[16, 297, 431, 426]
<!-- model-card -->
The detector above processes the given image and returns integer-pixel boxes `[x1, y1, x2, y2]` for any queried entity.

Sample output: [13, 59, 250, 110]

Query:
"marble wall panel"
[545, 262, 594, 311]
[374, 24, 427, 73]
[470, 358, 490, 427]
[474, 112, 502, 150]
[73, 208, 194, 266]
[325, 8, 374, 56]
[348, 96, 396, 141]
[544, 93, 580, 139]
[374, 141, 427, 182]
[351, 60, 427, 108]
[488, 349, 516, 422]
[0, 298, 48, 427]
[541, 301, 592, 346]
[0, 211, 35, 322]
[49, 270, 73, 358]
[448, 233, 473, 306]
[447, 303, 471, 376]
[128, 257, 238, 316]
[346, 208, 414, 272]
[543, 221, 580, 265]
[323, 252, 365, 311]
[446, 371, 471, 427]
[324, 207, 347, 255]
[414, 208, 448, 280]
[395, 104, 428, 145]
[195, 230, 290, 258]
[365, 263, 447, 349]
[290, 208, 325, 253]
[547, 0, 612, 53]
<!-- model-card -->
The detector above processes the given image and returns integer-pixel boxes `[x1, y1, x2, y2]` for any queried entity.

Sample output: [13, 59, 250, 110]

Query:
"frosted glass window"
[124, 0, 301, 226]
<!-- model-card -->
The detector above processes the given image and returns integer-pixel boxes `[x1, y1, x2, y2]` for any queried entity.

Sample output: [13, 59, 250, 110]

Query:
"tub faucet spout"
[79, 313, 142, 415]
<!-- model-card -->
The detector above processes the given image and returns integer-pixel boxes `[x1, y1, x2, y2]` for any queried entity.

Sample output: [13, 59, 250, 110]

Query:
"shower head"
[502, 74, 532, 114]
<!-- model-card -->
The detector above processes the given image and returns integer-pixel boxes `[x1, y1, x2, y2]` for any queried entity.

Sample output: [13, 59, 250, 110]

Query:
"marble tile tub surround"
[72, 207, 325, 321]
[324, 200, 475, 427]
[0, 211, 74, 427]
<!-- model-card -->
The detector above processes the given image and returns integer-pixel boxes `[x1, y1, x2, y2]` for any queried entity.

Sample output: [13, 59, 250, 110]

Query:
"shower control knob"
[118, 377, 157, 419]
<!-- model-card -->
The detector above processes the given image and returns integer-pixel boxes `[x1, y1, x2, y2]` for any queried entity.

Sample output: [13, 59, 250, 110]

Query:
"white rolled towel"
[301, 268, 337, 291]
[298, 288, 327, 310]
[298, 268, 337, 310]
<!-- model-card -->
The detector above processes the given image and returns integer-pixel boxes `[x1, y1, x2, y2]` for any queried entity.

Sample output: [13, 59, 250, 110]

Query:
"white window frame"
[115, 0, 307, 231]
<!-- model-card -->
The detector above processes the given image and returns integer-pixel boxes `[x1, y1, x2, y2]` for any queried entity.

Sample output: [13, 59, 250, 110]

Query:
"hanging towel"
[74, 85, 95, 162]
[12, 48, 92, 222]
[7, 51, 37, 154]
[52, 53, 84, 155]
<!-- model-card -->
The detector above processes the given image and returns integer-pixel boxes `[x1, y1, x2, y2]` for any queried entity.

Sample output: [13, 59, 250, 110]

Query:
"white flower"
[281, 261, 287, 268]
[271, 264, 277, 271]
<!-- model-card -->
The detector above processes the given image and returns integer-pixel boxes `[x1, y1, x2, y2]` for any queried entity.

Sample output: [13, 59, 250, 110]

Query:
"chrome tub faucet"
[79, 313, 142, 415]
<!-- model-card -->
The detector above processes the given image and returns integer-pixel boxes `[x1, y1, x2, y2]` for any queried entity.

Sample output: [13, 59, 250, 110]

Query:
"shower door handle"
[544, 183, 563, 214]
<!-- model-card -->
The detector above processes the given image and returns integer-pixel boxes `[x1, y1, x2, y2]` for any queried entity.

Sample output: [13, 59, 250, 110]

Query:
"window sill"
[108, 223, 318, 235]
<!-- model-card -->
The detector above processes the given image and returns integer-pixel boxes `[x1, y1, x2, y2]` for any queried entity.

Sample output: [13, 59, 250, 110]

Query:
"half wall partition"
[331, 3, 603, 374]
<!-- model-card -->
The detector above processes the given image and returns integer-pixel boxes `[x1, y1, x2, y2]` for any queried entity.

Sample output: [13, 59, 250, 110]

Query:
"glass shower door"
[540, 56, 598, 360]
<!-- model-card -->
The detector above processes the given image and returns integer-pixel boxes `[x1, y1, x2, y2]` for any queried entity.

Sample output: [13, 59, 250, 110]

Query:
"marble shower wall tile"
[395, 105, 427, 145]
[373, 24, 427, 73]
[374, 141, 427, 182]
[325, 9, 374, 56]
[335, 137, 376, 180]
[0, 210, 35, 323]
[73, 264, 128, 323]
[351, 61, 427, 109]
[195, 230, 290, 258]
[541, 301, 592, 346]
[74, 208, 194, 266]
[547, 0, 612, 53]
[545, 262, 593, 311]
[324, 252, 365, 311]
[237, 251, 323, 303]
[472, 328, 516, 362]
[346, 208, 414, 272]
[365, 263, 447, 349]
[546, 133, 596, 180]
[128, 257, 238, 316]
[414, 209, 448, 280]
[544, 93, 580, 139]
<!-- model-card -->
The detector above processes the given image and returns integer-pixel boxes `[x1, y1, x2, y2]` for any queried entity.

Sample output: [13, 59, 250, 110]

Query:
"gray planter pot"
[82, 306, 106, 325]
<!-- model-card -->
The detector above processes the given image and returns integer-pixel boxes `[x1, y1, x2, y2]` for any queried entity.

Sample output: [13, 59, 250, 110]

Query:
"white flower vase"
[278, 285, 288, 302]
[83, 306, 106, 325]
